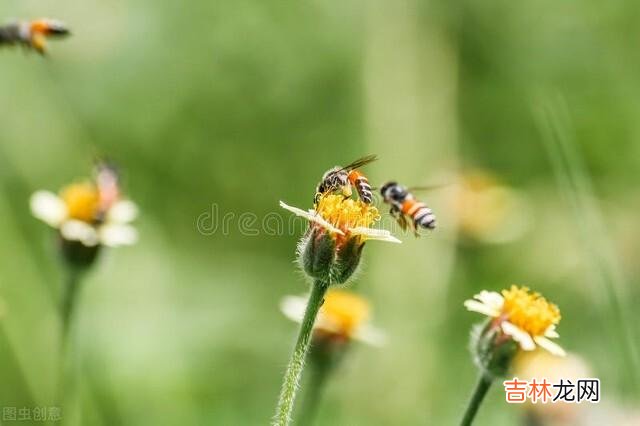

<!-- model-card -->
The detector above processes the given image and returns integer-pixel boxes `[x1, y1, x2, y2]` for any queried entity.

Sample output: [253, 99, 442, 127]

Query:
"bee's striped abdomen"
[402, 199, 436, 230]
[348, 171, 373, 204]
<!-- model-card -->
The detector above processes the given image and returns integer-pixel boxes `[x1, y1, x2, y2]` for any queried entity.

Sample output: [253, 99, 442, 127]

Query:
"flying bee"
[314, 154, 377, 205]
[0, 19, 70, 55]
[380, 181, 436, 235]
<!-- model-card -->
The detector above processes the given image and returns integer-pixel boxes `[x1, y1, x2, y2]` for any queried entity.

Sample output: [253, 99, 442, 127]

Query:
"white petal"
[279, 201, 344, 235]
[349, 227, 402, 243]
[30, 191, 67, 227]
[107, 200, 138, 224]
[279, 295, 307, 324]
[354, 324, 387, 347]
[534, 336, 566, 357]
[475, 291, 504, 311]
[60, 220, 99, 246]
[464, 299, 499, 317]
[99, 224, 138, 247]
[544, 325, 559, 338]
[501, 321, 536, 351]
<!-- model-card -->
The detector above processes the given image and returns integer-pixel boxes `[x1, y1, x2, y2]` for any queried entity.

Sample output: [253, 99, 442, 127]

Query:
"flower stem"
[460, 374, 493, 426]
[57, 266, 84, 419]
[296, 351, 334, 426]
[61, 266, 83, 342]
[273, 280, 329, 426]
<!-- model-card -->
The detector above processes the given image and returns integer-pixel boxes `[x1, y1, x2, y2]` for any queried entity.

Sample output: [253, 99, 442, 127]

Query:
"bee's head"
[380, 181, 405, 202]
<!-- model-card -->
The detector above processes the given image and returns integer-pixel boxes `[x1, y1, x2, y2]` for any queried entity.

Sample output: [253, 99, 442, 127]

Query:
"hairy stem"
[296, 352, 335, 426]
[273, 280, 328, 426]
[460, 374, 493, 426]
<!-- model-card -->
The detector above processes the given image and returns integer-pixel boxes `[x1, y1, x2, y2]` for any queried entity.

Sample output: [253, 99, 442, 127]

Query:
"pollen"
[320, 289, 370, 337]
[316, 194, 380, 233]
[60, 182, 100, 223]
[501, 285, 561, 336]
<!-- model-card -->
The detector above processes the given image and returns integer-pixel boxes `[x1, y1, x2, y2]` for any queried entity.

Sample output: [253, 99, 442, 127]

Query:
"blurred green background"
[0, 0, 639, 424]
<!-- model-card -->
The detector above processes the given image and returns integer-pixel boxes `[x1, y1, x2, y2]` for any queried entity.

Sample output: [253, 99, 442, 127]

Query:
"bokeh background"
[1, 0, 639, 425]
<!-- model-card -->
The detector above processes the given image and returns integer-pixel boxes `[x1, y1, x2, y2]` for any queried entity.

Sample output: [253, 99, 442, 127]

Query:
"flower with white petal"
[30, 167, 138, 249]
[280, 195, 401, 245]
[281, 289, 385, 346]
[465, 285, 565, 357]
[281, 194, 400, 285]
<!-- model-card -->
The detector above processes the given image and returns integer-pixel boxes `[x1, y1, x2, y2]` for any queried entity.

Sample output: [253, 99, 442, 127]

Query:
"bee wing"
[338, 154, 378, 172]
[406, 183, 451, 192]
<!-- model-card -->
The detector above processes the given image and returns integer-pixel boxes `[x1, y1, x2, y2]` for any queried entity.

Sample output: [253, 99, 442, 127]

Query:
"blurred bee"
[380, 181, 436, 235]
[0, 19, 70, 55]
[95, 161, 121, 220]
[314, 155, 377, 205]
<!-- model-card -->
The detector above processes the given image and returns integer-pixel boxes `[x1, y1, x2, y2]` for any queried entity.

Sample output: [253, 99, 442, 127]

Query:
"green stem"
[273, 280, 329, 426]
[61, 267, 83, 343]
[57, 266, 84, 423]
[460, 374, 493, 426]
[296, 353, 334, 426]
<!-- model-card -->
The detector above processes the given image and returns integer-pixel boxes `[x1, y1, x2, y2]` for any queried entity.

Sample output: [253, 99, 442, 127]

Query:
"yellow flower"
[281, 194, 399, 284]
[30, 167, 138, 248]
[281, 289, 385, 346]
[280, 194, 400, 245]
[464, 285, 565, 356]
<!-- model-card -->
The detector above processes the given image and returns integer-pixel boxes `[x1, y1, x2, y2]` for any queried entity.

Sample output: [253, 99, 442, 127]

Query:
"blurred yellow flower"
[465, 285, 565, 356]
[514, 350, 592, 424]
[30, 167, 138, 248]
[281, 289, 385, 346]
[451, 171, 531, 243]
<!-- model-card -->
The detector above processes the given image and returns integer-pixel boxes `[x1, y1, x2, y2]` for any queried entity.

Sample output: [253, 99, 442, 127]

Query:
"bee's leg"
[342, 186, 353, 200]
[391, 207, 408, 232]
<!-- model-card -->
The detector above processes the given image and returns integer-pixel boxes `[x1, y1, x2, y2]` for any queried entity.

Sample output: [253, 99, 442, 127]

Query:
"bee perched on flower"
[274, 158, 400, 426]
[30, 162, 138, 268]
[280, 194, 400, 286]
[460, 285, 565, 426]
[0, 19, 70, 55]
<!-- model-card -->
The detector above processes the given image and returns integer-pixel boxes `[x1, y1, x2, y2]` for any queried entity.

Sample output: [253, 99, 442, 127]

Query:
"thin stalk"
[273, 280, 329, 426]
[296, 353, 334, 426]
[460, 374, 493, 426]
[57, 266, 84, 423]
[61, 267, 83, 343]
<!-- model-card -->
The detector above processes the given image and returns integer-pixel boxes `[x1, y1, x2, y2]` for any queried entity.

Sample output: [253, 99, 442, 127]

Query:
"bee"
[380, 181, 436, 235]
[314, 155, 377, 205]
[0, 19, 70, 55]
[95, 162, 121, 219]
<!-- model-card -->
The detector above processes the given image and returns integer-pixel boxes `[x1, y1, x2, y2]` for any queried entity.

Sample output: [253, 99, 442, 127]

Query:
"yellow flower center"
[501, 285, 561, 336]
[319, 289, 370, 338]
[315, 194, 380, 233]
[60, 182, 100, 223]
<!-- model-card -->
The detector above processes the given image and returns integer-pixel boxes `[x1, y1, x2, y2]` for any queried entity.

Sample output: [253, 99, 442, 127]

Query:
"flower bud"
[298, 225, 363, 285]
[471, 319, 518, 379]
